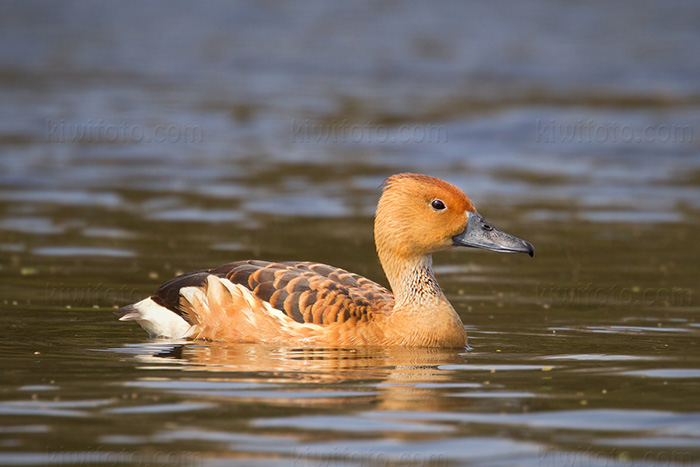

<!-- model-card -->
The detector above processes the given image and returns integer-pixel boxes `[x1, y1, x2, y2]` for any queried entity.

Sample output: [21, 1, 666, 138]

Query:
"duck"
[115, 173, 534, 348]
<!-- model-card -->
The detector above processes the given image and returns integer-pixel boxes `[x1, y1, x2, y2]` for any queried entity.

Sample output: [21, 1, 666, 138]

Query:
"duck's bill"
[452, 212, 534, 257]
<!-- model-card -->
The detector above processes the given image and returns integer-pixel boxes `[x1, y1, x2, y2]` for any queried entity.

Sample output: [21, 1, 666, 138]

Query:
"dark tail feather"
[114, 304, 140, 321]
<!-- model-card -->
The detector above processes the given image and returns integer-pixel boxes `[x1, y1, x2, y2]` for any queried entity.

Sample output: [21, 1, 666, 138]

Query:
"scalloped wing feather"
[193, 260, 394, 325]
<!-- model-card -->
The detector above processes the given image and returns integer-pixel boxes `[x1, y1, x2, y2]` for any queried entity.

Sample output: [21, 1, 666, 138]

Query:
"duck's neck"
[380, 252, 444, 308]
[378, 250, 467, 347]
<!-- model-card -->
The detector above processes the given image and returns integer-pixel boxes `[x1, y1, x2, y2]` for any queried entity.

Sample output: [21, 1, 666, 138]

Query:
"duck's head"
[375, 173, 534, 259]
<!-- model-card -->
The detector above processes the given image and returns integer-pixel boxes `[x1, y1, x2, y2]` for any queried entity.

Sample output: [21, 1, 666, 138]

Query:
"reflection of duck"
[127, 342, 471, 411]
[116, 174, 533, 347]
[139, 342, 466, 380]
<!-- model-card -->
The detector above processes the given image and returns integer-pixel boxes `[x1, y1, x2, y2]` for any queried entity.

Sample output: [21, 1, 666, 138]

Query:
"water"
[1, 1, 699, 465]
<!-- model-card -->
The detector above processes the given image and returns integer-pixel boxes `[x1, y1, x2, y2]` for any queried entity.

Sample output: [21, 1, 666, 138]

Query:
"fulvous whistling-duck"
[116, 173, 534, 348]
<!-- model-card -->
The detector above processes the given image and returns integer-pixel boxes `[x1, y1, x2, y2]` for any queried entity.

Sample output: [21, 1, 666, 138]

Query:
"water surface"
[1, 1, 699, 465]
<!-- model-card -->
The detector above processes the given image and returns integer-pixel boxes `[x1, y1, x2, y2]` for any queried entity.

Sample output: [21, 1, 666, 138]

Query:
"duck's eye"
[431, 199, 446, 211]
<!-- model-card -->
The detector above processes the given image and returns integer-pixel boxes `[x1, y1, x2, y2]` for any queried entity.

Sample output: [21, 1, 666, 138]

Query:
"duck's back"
[151, 260, 395, 327]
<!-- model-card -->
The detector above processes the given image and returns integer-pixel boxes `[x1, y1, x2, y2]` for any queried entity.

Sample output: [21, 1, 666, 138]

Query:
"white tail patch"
[118, 297, 194, 339]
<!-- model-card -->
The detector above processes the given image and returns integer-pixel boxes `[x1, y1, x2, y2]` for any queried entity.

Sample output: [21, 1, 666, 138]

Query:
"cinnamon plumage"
[116, 173, 534, 348]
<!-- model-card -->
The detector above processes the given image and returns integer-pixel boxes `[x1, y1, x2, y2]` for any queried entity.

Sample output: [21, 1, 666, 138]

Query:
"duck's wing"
[151, 260, 395, 326]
